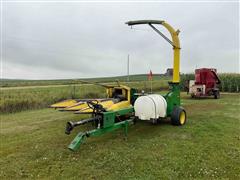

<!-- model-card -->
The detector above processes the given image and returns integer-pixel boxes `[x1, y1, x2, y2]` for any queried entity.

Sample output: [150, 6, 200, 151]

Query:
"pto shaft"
[65, 117, 97, 135]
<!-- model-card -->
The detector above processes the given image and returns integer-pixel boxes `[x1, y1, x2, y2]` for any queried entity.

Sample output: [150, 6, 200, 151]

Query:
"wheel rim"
[180, 111, 186, 125]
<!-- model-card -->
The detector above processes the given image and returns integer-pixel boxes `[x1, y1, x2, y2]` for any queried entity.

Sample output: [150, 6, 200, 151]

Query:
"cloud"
[2, 2, 239, 79]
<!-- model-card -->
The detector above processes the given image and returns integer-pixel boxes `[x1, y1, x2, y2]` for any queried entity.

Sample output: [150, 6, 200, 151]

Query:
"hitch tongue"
[68, 132, 86, 151]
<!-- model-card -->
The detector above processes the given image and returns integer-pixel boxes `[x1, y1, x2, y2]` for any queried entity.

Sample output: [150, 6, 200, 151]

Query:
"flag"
[148, 70, 153, 80]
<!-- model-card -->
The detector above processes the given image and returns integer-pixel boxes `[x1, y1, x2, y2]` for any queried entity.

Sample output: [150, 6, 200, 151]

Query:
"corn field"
[218, 73, 240, 92]
[180, 73, 240, 92]
[0, 85, 105, 113]
[1, 74, 239, 113]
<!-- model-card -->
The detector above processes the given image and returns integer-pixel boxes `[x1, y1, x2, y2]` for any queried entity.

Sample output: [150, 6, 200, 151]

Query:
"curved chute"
[126, 20, 181, 83]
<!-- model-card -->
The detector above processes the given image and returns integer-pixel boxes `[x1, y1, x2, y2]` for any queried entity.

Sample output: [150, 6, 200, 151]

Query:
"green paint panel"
[130, 88, 138, 104]
[113, 107, 134, 116]
[103, 112, 115, 128]
[164, 82, 180, 116]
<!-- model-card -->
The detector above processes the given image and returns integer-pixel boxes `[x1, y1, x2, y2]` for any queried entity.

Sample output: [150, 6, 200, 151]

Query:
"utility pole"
[127, 54, 130, 82]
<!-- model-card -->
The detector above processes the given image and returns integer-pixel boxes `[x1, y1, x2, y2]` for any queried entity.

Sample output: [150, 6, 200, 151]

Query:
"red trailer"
[189, 68, 221, 99]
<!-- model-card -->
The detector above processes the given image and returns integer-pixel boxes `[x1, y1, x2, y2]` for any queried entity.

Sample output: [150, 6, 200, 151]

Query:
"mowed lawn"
[0, 93, 239, 179]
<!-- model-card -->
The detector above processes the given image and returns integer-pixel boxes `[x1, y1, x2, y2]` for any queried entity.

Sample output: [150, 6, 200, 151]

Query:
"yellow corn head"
[50, 84, 133, 113]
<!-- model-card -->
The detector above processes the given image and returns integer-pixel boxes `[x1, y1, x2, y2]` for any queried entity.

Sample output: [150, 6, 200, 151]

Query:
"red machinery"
[189, 68, 221, 98]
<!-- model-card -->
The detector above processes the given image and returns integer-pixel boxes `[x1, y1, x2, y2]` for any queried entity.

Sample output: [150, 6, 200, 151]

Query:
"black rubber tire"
[214, 91, 220, 99]
[171, 106, 187, 126]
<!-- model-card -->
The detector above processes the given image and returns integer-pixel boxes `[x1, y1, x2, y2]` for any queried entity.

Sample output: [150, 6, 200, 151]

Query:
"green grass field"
[1, 93, 239, 179]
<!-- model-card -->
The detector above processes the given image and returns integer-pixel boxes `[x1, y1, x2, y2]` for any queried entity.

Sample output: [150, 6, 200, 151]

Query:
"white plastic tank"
[134, 94, 167, 120]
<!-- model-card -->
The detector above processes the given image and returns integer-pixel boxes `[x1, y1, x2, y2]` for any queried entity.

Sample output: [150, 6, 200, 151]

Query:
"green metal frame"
[164, 82, 180, 116]
[68, 107, 134, 151]
[67, 83, 181, 151]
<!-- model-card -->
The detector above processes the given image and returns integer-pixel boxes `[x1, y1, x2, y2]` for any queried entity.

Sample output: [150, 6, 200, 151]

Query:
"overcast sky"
[1, 1, 239, 80]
